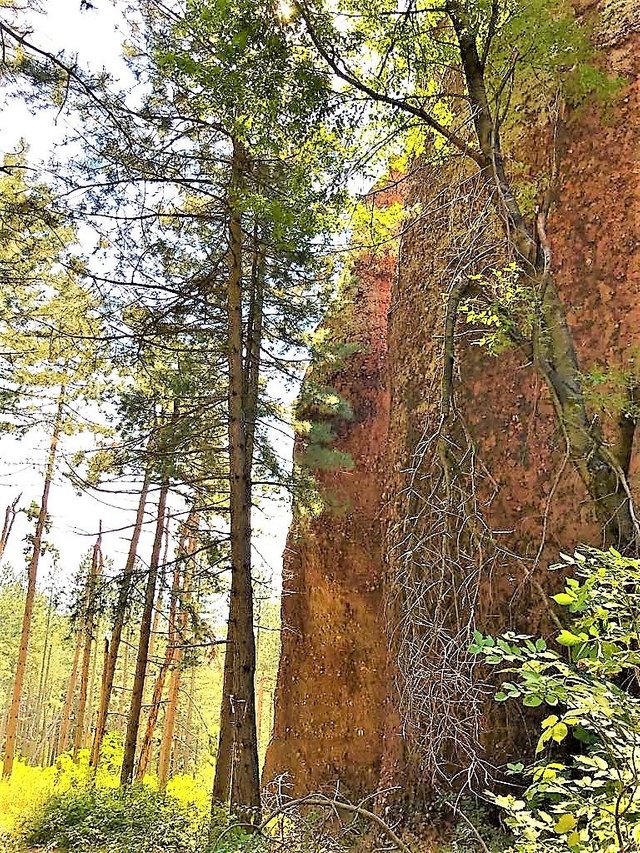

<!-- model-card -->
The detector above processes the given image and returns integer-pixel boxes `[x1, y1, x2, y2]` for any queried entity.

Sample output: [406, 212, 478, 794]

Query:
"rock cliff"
[265, 0, 640, 802]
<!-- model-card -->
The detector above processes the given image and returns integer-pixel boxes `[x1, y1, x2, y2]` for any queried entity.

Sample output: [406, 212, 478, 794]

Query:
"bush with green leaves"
[472, 547, 640, 852]
[21, 783, 258, 853]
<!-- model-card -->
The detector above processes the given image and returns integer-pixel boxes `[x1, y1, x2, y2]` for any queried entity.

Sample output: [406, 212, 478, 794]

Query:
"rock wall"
[265, 0, 640, 800]
[263, 244, 394, 797]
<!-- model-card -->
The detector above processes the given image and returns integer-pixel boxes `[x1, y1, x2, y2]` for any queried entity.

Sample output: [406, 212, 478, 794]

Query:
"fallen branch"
[445, 799, 491, 853]
[259, 793, 413, 853]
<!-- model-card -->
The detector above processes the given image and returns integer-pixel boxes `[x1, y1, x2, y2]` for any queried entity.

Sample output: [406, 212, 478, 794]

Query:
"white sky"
[0, 0, 293, 600]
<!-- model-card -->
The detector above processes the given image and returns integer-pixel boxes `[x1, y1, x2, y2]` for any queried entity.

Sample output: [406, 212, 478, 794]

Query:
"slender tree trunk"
[117, 626, 131, 724]
[148, 521, 169, 668]
[26, 583, 55, 760]
[87, 614, 101, 744]
[90, 467, 151, 767]
[73, 525, 102, 760]
[158, 512, 197, 787]
[57, 631, 82, 756]
[212, 621, 235, 802]
[255, 676, 265, 752]
[2, 389, 64, 777]
[136, 522, 183, 781]
[158, 664, 180, 786]
[212, 140, 261, 822]
[0, 494, 20, 562]
[37, 641, 53, 764]
[243, 220, 265, 470]
[120, 477, 169, 785]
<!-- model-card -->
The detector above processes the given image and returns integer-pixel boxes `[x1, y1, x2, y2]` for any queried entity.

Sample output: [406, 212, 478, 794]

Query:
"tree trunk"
[255, 676, 265, 751]
[158, 665, 180, 786]
[212, 139, 261, 823]
[0, 494, 20, 562]
[120, 477, 169, 785]
[147, 520, 169, 668]
[212, 617, 235, 802]
[178, 667, 197, 776]
[158, 514, 197, 788]
[57, 631, 82, 757]
[26, 583, 55, 761]
[87, 613, 102, 745]
[136, 518, 186, 781]
[243, 218, 265, 469]
[36, 640, 53, 764]
[2, 389, 64, 777]
[73, 524, 102, 760]
[90, 467, 151, 767]
[118, 626, 131, 723]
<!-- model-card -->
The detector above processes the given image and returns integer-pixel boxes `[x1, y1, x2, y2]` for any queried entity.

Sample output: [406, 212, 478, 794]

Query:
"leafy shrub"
[437, 799, 512, 852]
[0, 759, 58, 835]
[19, 780, 268, 853]
[473, 547, 640, 852]
[23, 784, 209, 852]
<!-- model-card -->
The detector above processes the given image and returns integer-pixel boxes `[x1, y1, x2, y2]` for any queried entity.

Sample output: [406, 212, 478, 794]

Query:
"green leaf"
[552, 593, 574, 606]
[523, 694, 543, 707]
[551, 722, 569, 743]
[557, 630, 583, 646]
[553, 813, 577, 834]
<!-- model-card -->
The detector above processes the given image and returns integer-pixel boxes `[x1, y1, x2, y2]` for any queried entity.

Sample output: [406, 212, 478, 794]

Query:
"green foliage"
[460, 263, 534, 355]
[497, 0, 620, 109]
[23, 784, 210, 853]
[438, 798, 512, 852]
[153, 0, 333, 153]
[350, 198, 404, 255]
[0, 157, 109, 439]
[473, 547, 640, 852]
[307, 0, 620, 166]
[582, 355, 640, 421]
[293, 380, 354, 512]
[17, 747, 259, 852]
[563, 63, 623, 110]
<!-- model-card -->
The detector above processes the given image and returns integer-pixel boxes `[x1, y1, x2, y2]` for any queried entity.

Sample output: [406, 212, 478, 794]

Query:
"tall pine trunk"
[120, 477, 169, 785]
[57, 631, 82, 756]
[26, 583, 54, 760]
[73, 525, 102, 759]
[135, 521, 184, 781]
[90, 467, 151, 767]
[3, 389, 64, 777]
[158, 512, 197, 787]
[212, 140, 261, 822]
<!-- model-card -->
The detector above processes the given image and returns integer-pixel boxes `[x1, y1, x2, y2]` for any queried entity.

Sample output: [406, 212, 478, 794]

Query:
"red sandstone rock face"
[263, 250, 394, 797]
[265, 2, 640, 799]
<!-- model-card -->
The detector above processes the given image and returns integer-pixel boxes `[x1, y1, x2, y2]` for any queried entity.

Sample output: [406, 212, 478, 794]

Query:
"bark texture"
[212, 139, 261, 821]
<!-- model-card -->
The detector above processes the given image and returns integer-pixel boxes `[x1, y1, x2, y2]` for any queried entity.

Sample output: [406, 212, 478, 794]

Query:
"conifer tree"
[0, 166, 107, 777]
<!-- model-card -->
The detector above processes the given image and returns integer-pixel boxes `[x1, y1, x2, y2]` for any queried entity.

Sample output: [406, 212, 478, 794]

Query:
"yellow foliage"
[0, 753, 214, 844]
[0, 760, 57, 834]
